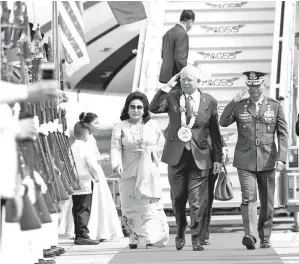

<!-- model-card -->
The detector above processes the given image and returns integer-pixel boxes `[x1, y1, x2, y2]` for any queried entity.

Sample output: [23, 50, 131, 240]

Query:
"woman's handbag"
[215, 164, 234, 201]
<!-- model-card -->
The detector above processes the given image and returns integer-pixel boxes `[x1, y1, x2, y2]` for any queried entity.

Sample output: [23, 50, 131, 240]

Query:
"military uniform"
[219, 71, 288, 249]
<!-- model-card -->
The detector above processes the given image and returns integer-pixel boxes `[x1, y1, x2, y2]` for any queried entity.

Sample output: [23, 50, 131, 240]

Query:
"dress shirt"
[254, 95, 264, 115]
[71, 139, 102, 195]
[186, 89, 201, 114]
[185, 90, 200, 150]
[161, 84, 172, 93]
[177, 22, 187, 32]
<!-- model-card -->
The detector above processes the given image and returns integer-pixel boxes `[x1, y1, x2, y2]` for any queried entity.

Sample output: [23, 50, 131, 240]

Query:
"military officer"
[219, 71, 288, 250]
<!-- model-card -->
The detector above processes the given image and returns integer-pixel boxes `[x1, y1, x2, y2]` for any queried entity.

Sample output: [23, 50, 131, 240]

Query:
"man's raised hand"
[167, 72, 181, 89]
[234, 89, 248, 103]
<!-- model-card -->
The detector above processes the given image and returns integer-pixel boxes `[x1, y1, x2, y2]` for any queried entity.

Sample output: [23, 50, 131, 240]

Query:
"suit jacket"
[159, 24, 189, 84]
[219, 96, 288, 171]
[149, 88, 222, 169]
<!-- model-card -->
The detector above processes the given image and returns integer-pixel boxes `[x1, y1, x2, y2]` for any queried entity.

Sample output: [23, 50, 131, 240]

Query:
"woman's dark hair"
[74, 122, 89, 139]
[78, 112, 98, 132]
[79, 112, 98, 124]
[120, 91, 151, 123]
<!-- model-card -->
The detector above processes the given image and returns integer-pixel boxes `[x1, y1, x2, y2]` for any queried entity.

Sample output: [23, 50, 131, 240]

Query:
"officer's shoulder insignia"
[267, 97, 280, 104]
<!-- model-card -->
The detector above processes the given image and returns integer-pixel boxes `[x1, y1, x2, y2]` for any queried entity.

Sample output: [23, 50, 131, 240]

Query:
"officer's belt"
[238, 137, 274, 146]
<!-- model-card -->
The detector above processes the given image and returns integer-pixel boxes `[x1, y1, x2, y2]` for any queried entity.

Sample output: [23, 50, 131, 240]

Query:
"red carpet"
[110, 232, 283, 264]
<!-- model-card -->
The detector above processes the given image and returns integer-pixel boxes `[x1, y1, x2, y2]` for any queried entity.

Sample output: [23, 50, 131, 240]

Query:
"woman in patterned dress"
[111, 92, 169, 249]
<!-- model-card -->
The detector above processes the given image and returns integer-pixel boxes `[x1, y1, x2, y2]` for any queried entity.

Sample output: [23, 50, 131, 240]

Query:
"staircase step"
[194, 49, 273, 61]
[165, 24, 275, 36]
[165, 10, 274, 24]
[167, 1, 275, 11]
[189, 36, 273, 49]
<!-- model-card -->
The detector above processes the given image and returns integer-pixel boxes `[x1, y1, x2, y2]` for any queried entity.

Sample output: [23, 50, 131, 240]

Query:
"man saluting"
[149, 65, 222, 251]
[220, 71, 288, 250]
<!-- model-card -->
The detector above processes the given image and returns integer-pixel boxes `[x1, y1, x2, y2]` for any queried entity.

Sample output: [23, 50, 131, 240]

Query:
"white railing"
[106, 177, 120, 209]
[270, 1, 296, 144]
[270, 0, 282, 99]
[132, 1, 167, 99]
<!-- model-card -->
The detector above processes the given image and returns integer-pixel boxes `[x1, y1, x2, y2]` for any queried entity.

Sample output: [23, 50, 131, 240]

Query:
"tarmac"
[54, 220, 299, 264]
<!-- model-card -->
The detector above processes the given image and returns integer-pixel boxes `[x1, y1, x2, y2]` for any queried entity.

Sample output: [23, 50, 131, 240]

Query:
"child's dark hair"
[79, 112, 98, 124]
[74, 122, 89, 140]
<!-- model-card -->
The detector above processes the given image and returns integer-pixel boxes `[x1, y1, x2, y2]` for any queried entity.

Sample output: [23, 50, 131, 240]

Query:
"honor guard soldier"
[219, 71, 288, 250]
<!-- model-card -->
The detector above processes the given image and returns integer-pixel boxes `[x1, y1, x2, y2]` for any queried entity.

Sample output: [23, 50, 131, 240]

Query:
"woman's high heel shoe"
[129, 244, 137, 249]
[129, 233, 138, 249]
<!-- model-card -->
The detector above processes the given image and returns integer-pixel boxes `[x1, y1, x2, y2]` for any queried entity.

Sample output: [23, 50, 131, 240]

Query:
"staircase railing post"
[270, 0, 283, 99]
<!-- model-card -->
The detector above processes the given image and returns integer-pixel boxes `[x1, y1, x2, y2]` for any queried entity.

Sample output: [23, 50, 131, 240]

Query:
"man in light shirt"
[220, 71, 288, 250]
[150, 65, 222, 251]
[71, 123, 101, 245]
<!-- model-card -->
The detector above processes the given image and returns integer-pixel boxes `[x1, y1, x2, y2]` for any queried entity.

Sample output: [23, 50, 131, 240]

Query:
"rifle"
[29, 56, 60, 214]
[30, 27, 69, 204]
[58, 72, 81, 191]
[16, 4, 55, 225]
[0, 2, 42, 228]
[1, 2, 12, 48]
[46, 36, 80, 192]
[17, 144, 42, 231]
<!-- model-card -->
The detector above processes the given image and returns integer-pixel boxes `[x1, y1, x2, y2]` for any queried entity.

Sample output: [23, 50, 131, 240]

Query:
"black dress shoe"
[192, 236, 204, 251]
[260, 240, 271, 248]
[129, 244, 138, 249]
[242, 235, 256, 250]
[74, 237, 100, 245]
[175, 236, 186, 250]
[38, 259, 56, 264]
[146, 243, 154, 249]
[192, 244, 204, 251]
[43, 249, 56, 258]
[51, 246, 65, 254]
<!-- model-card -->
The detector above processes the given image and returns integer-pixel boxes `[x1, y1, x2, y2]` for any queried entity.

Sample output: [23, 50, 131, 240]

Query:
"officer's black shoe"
[175, 236, 186, 250]
[260, 240, 271, 248]
[74, 237, 100, 245]
[242, 235, 256, 250]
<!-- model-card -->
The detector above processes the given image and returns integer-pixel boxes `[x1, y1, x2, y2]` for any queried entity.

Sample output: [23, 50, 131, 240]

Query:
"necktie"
[187, 96, 193, 119]
[254, 102, 261, 116]
[185, 96, 193, 150]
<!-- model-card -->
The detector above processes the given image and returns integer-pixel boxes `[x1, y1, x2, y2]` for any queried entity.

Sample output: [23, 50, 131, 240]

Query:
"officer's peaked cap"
[243, 71, 266, 86]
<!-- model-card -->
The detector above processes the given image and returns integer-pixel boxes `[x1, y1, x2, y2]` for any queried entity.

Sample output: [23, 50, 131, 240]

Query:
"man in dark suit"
[159, 10, 195, 84]
[220, 71, 288, 250]
[149, 65, 222, 251]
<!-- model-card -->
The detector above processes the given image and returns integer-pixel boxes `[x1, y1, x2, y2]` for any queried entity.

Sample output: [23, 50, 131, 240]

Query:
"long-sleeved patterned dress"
[111, 119, 169, 246]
